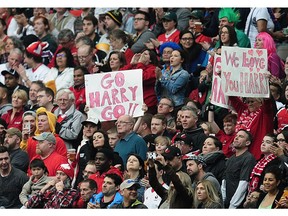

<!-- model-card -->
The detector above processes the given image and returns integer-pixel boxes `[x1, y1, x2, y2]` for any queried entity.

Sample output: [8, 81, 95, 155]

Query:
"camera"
[147, 152, 157, 160]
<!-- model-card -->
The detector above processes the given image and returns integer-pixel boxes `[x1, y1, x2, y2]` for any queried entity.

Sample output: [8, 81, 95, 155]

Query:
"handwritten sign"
[221, 47, 269, 98]
[85, 69, 144, 122]
[210, 54, 229, 109]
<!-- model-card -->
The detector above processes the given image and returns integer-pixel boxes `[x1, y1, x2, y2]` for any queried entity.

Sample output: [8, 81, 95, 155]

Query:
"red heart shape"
[256, 50, 263, 56]
[248, 49, 253, 56]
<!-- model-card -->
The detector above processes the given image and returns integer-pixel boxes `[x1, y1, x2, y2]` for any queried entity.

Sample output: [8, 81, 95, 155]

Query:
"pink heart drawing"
[256, 50, 263, 57]
[250, 67, 253, 72]
[248, 49, 253, 56]
[257, 68, 260, 72]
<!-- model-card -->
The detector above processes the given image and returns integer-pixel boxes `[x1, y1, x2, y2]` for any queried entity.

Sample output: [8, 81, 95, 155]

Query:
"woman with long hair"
[194, 180, 223, 208]
[43, 47, 75, 92]
[254, 32, 285, 79]
[257, 166, 285, 209]
[219, 25, 238, 47]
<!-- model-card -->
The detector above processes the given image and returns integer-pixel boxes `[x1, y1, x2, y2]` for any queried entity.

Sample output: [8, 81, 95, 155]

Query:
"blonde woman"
[155, 135, 171, 155]
[194, 180, 223, 208]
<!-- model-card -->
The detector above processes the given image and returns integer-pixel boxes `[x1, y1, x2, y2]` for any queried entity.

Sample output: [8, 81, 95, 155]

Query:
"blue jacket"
[89, 191, 123, 208]
[156, 67, 190, 107]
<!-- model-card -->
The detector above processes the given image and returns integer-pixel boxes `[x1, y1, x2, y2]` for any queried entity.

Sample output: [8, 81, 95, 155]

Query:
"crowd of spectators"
[0, 7, 288, 209]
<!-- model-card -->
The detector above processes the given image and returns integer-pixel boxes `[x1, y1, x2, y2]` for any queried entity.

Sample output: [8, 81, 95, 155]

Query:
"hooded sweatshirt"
[24, 107, 67, 161]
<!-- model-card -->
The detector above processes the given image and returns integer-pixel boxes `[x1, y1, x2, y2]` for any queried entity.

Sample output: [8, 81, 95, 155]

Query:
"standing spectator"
[0, 146, 29, 208]
[131, 10, 156, 53]
[254, 32, 285, 79]
[48, 8, 76, 38]
[121, 49, 158, 114]
[221, 129, 256, 209]
[32, 16, 58, 66]
[228, 96, 275, 160]
[244, 7, 275, 47]
[147, 154, 194, 208]
[54, 88, 86, 149]
[3, 127, 29, 172]
[155, 49, 190, 109]
[114, 114, 147, 167]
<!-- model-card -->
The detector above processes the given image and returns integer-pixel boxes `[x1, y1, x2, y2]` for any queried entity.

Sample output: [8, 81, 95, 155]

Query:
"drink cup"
[194, 22, 203, 33]
[67, 149, 76, 161]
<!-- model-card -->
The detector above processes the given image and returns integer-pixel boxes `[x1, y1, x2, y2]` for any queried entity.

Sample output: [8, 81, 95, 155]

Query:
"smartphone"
[24, 121, 31, 134]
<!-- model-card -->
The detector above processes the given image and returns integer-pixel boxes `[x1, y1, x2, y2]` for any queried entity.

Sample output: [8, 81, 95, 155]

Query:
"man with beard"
[3, 127, 29, 172]
[88, 173, 123, 209]
[0, 145, 29, 208]
[110, 179, 148, 209]
[182, 153, 220, 194]
[28, 132, 68, 177]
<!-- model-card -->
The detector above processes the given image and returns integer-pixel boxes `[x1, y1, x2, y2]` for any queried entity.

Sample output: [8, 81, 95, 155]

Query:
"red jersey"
[2, 109, 24, 130]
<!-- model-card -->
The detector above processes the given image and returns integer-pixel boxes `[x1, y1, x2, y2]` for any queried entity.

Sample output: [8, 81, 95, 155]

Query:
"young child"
[107, 126, 119, 149]
[19, 158, 51, 208]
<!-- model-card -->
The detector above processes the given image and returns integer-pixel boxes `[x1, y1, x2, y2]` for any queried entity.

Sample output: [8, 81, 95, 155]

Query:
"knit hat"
[26, 41, 48, 57]
[159, 42, 182, 55]
[106, 10, 123, 26]
[4, 128, 22, 139]
[35, 107, 57, 134]
[33, 132, 56, 144]
[162, 146, 181, 160]
[162, 11, 177, 22]
[56, 163, 74, 180]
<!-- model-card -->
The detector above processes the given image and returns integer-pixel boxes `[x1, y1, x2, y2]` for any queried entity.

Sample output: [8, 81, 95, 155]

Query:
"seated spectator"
[0, 118, 7, 145]
[24, 107, 67, 161]
[0, 84, 12, 116]
[69, 66, 89, 113]
[36, 87, 58, 113]
[3, 127, 29, 172]
[43, 47, 75, 92]
[194, 179, 223, 208]
[53, 88, 86, 149]
[88, 173, 123, 209]
[2, 89, 27, 130]
[24, 80, 44, 112]
[73, 178, 97, 208]
[27, 163, 79, 208]
[19, 158, 50, 208]
[20, 110, 36, 150]
[110, 179, 148, 209]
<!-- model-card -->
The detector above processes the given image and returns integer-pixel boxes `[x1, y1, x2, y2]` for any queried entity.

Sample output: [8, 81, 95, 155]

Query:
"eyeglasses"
[220, 31, 229, 35]
[78, 54, 90, 60]
[181, 37, 193, 41]
[57, 98, 69, 103]
[115, 121, 132, 125]
[134, 17, 145, 21]
[277, 139, 286, 142]
[158, 102, 172, 107]
[56, 53, 66, 58]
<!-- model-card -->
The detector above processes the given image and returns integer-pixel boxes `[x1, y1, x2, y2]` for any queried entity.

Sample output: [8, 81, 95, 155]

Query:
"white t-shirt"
[25, 64, 50, 83]
[245, 8, 275, 47]
[143, 184, 169, 209]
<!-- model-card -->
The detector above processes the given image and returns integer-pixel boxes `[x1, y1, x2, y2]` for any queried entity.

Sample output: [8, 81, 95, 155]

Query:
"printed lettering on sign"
[220, 47, 269, 98]
[85, 69, 144, 121]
